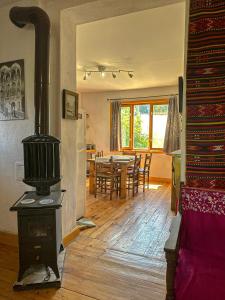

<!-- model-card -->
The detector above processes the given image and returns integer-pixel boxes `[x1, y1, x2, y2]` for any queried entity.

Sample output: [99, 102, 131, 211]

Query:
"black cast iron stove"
[10, 190, 65, 290]
[9, 6, 66, 290]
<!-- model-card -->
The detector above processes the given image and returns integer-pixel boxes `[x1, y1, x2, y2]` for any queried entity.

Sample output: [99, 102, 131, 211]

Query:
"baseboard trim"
[0, 226, 81, 249]
[149, 177, 171, 184]
[0, 231, 18, 248]
[63, 226, 80, 247]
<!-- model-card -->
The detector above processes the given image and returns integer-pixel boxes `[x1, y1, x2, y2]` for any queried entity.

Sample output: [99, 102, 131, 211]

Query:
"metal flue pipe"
[9, 6, 50, 135]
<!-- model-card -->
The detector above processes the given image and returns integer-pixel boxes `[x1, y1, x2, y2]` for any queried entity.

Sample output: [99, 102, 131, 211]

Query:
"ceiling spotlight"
[128, 72, 134, 78]
[112, 72, 117, 79]
[98, 65, 106, 77]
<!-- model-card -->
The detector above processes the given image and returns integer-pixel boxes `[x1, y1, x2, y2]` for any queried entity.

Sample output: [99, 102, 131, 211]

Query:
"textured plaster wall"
[0, 0, 39, 233]
[60, 12, 78, 235]
[0, 0, 78, 234]
[81, 86, 177, 179]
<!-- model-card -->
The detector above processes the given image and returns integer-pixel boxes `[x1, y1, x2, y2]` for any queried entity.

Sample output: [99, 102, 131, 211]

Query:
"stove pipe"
[10, 6, 50, 135]
[9, 7, 60, 195]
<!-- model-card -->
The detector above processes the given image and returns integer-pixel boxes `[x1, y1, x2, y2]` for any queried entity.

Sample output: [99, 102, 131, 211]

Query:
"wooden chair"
[127, 156, 141, 196]
[139, 153, 152, 192]
[95, 161, 120, 200]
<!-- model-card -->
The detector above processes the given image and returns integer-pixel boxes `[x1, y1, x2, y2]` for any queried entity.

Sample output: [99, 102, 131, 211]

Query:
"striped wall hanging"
[186, 0, 225, 189]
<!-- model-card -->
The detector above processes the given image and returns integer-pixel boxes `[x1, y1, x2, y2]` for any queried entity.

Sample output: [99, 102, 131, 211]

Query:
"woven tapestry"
[186, 0, 225, 189]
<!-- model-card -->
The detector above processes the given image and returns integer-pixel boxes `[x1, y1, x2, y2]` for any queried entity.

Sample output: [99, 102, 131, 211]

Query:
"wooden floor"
[0, 182, 173, 300]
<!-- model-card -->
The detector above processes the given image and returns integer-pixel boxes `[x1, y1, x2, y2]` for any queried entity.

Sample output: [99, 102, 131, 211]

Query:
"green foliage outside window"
[121, 107, 130, 148]
[133, 105, 149, 149]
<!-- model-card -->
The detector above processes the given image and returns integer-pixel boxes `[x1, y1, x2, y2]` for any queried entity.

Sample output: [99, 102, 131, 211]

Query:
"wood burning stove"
[10, 191, 65, 288]
[9, 6, 66, 290]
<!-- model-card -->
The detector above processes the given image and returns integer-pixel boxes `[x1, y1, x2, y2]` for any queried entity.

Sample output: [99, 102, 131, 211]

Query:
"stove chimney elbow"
[9, 6, 50, 30]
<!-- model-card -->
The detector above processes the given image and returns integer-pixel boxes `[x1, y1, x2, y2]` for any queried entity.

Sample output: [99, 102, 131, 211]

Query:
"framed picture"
[62, 89, 78, 120]
[0, 59, 25, 121]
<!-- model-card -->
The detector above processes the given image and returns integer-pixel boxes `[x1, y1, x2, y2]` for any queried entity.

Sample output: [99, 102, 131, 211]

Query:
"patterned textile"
[186, 0, 225, 188]
[176, 185, 225, 300]
[182, 186, 225, 216]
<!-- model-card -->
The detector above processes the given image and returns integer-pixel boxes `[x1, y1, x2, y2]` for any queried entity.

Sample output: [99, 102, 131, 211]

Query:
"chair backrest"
[96, 150, 104, 157]
[133, 156, 141, 176]
[123, 150, 136, 156]
[144, 153, 152, 171]
[95, 162, 114, 175]
[135, 153, 142, 161]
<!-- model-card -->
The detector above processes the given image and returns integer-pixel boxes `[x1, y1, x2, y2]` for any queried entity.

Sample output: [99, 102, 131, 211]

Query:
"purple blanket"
[175, 187, 225, 300]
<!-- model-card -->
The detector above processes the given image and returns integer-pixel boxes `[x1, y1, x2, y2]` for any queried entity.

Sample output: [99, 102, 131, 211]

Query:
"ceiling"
[76, 2, 185, 93]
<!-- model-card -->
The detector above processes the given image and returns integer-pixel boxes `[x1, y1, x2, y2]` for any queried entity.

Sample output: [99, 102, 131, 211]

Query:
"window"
[120, 100, 168, 150]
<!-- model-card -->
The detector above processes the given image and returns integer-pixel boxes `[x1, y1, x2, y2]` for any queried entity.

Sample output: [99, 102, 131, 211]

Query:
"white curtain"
[163, 96, 181, 154]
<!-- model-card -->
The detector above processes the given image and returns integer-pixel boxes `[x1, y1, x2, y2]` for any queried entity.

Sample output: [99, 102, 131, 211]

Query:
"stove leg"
[60, 244, 64, 252]
[17, 266, 26, 282]
[51, 263, 60, 279]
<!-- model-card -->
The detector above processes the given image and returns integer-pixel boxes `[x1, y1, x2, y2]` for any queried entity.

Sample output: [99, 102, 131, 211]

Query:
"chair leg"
[143, 174, 145, 192]
[116, 177, 120, 196]
[95, 178, 97, 198]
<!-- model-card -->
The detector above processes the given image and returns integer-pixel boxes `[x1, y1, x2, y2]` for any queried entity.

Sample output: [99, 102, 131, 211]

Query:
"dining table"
[88, 155, 135, 199]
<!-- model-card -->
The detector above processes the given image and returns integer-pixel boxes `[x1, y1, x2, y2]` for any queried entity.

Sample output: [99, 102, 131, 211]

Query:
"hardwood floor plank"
[0, 182, 172, 300]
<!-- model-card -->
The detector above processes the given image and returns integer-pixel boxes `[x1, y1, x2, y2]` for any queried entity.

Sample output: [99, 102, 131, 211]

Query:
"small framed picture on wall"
[62, 89, 79, 120]
[0, 59, 25, 121]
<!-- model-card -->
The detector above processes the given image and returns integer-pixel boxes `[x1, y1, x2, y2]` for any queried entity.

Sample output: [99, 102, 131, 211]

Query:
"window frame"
[119, 99, 169, 152]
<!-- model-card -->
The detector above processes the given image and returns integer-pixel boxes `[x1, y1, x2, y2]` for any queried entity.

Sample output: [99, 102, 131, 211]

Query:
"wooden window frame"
[119, 99, 169, 152]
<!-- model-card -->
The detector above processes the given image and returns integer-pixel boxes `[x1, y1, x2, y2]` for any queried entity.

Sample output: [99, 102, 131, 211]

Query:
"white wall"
[60, 11, 78, 235]
[0, 0, 40, 233]
[81, 85, 177, 179]
[0, 0, 98, 235]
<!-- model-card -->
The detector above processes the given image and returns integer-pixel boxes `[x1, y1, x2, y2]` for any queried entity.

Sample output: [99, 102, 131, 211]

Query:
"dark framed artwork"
[62, 89, 78, 120]
[0, 59, 25, 120]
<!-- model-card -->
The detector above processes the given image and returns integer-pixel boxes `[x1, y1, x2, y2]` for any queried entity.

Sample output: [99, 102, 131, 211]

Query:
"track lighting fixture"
[81, 65, 134, 80]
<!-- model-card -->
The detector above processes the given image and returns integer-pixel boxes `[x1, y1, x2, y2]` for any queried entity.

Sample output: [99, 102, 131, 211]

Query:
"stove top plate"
[20, 198, 36, 205]
[39, 199, 54, 205]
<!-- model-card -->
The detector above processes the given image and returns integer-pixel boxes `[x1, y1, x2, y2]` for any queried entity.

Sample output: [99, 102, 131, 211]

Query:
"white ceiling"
[76, 2, 185, 93]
